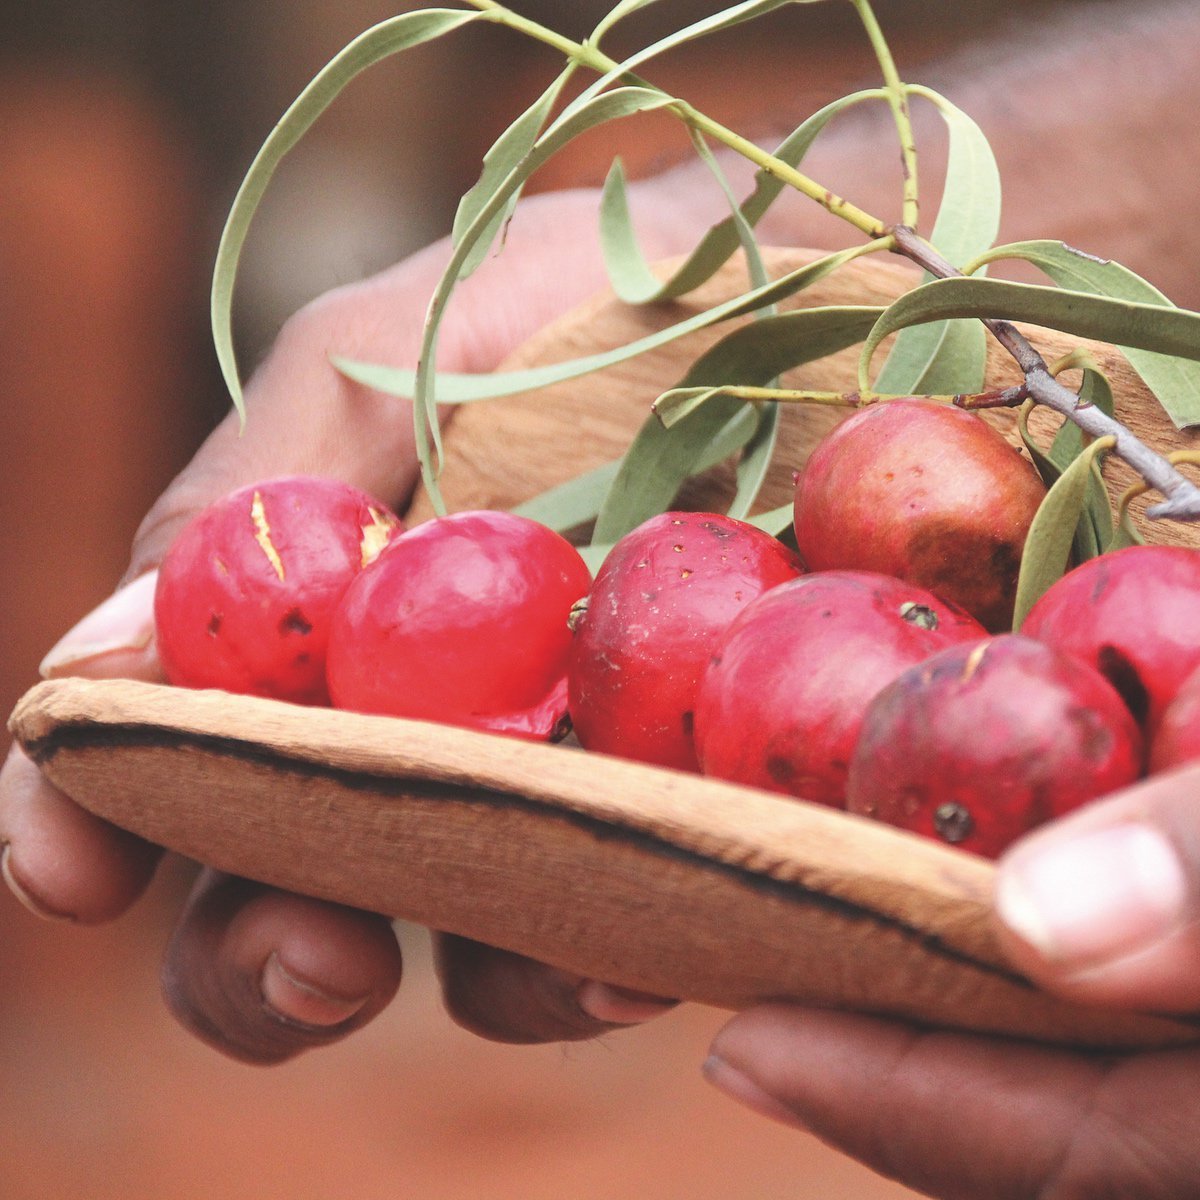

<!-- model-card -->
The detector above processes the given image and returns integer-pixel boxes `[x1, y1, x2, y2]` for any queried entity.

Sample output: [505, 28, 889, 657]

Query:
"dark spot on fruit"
[680, 711, 694, 737]
[567, 597, 589, 633]
[934, 801, 974, 844]
[701, 521, 735, 540]
[280, 608, 313, 636]
[899, 602, 939, 631]
[673, 544, 685, 553]
[1065, 704, 1114, 762]
[821, 608, 833, 619]
[207, 613, 222, 637]
[295, 652, 311, 666]
[1096, 644, 1150, 727]
[709, 653, 723, 669]
[766, 755, 796, 785]
[641, 590, 658, 603]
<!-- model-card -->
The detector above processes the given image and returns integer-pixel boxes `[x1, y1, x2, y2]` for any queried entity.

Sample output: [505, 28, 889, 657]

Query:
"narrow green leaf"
[589, 0, 668, 44]
[593, 305, 882, 542]
[874, 87, 998, 395]
[452, 64, 577, 279]
[860, 277, 1200, 388]
[968, 239, 1200, 429]
[728, 402, 780, 520]
[1013, 438, 1113, 629]
[745, 502, 794, 537]
[211, 9, 484, 417]
[600, 89, 887, 304]
[336, 242, 887, 403]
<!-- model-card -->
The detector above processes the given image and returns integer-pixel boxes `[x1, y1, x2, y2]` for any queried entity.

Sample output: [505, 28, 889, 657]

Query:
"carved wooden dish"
[10, 248, 1200, 1050]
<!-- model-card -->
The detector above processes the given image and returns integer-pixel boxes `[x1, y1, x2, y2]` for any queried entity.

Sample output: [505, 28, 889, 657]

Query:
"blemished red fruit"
[326, 510, 591, 739]
[792, 398, 1046, 631]
[1021, 544, 1200, 734]
[694, 571, 987, 806]
[1150, 666, 1200, 773]
[567, 512, 803, 772]
[846, 634, 1145, 859]
[154, 475, 401, 705]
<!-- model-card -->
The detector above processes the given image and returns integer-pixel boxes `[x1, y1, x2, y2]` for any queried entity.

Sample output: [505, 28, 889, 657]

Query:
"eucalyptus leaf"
[600, 89, 886, 304]
[969, 239, 1200, 429]
[451, 64, 576, 279]
[1013, 437, 1114, 629]
[211, 8, 484, 417]
[728, 402, 781, 520]
[745, 502, 794, 536]
[594, 304, 882, 542]
[874, 86, 999, 395]
[860, 277, 1200, 389]
[336, 241, 886, 403]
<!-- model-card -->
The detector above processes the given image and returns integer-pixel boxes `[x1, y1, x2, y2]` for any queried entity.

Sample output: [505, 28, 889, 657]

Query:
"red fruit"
[327, 510, 591, 739]
[1021, 545, 1200, 733]
[846, 635, 1144, 858]
[567, 512, 803, 771]
[154, 475, 401, 704]
[694, 571, 987, 805]
[1150, 667, 1200, 773]
[792, 399, 1046, 630]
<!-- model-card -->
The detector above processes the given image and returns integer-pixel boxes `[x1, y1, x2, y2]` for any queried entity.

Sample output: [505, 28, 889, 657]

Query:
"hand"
[0, 183, 691, 1063]
[703, 760, 1200, 1199]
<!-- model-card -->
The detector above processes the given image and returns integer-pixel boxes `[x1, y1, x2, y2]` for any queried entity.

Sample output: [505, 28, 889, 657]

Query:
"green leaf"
[451, 64, 577, 279]
[744, 502, 794, 537]
[859, 276, 1200, 389]
[1013, 437, 1114, 629]
[593, 304, 882, 542]
[210, 8, 484, 418]
[874, 86, 999, 395]
[336, 241, 886, 404]
[727, 402, 780, 520]
[968, 239, 1200, 430]
[599, 89, 886, 304]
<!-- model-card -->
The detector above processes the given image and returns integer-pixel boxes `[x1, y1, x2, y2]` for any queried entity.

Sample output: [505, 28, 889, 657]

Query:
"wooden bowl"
[10, 247, 1200, 1050]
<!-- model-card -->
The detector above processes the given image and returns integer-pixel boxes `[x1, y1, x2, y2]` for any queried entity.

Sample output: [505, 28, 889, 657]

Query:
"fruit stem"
[890, 226, 1200, 521]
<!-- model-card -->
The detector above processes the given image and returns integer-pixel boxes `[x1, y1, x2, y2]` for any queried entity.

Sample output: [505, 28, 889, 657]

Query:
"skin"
[6, 1, 1200, 1194]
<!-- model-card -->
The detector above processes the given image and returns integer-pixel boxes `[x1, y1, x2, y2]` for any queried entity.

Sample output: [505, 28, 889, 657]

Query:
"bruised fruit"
[154, 475, 401, 704]
[694, 571, 987, 805]
[1150, 667, 1200, 773]
[846, 635, 1144, 858]
[792, 399, 1046, 630]
[567, 512, 803, 771]
[327, 510, 591, 739]
[1021, 545, 1200, 734]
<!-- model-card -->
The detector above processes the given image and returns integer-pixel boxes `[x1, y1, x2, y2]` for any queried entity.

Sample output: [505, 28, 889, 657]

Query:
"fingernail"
[996, 823, 1189, 971]
[576, 980, 678, 1025]
[260, 952, 370, 1028]
[39, 571, 158, 679]
[1, 842, 76, 922]
[702, 1055, 810, 1131]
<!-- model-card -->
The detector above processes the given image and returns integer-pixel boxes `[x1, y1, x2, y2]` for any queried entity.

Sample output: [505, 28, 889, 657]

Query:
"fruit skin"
[694, 571, 987, 806]
[846, 634, 1145, 859]
[567, 512, 803, 772]
[1150, 666, 1200, 773]
[792, 398, 1046, 631]
[1021, 545, 1200, 734]
[326, 510, 592, 739]
[154, 475, 401, 705]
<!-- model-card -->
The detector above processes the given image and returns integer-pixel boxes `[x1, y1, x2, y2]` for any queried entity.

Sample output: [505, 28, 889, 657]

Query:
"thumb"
[993, 760, 1200, 1012]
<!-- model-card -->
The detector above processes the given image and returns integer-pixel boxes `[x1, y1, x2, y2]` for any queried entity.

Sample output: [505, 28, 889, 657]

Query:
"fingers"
[706, 1005, 1199, 1200]
[993, 761, 1200, 1013]
[0, 744, 160, 923]
[162, 869, 402, 1064]
[434, 933, 677, 1044]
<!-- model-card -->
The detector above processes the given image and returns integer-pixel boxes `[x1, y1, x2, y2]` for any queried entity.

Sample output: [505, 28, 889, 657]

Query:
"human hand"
[0, 183, 695, 1063]
[703, 760, 1200, 1199]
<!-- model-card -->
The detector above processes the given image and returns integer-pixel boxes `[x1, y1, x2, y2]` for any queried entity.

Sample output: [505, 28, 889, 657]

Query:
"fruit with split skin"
[792, 398, 1047, 631]
[846, 633, 1145, 858]
[153, 475, 402, 705]
[567, 511, 804, 772]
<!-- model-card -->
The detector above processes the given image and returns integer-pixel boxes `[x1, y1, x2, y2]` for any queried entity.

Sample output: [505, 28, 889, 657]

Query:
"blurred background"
[0, 2, 1048, 1196]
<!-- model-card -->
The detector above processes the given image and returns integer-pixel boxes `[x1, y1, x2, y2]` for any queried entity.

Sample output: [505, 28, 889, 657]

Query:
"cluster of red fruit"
[153, 400, 1200, 860]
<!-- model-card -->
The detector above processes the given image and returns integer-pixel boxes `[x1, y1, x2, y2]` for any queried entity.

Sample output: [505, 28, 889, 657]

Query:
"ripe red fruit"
[154, 475, 401, 704]
[567, 511, 803, 771]
[694, 571, 987, 805]
[326, 510, 591, 739]
[792, 399, 1046, 630]
[846, 634, 1145, 858]
[1149, 667, 1200, 773]
[1021, 545, 1200, 734]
